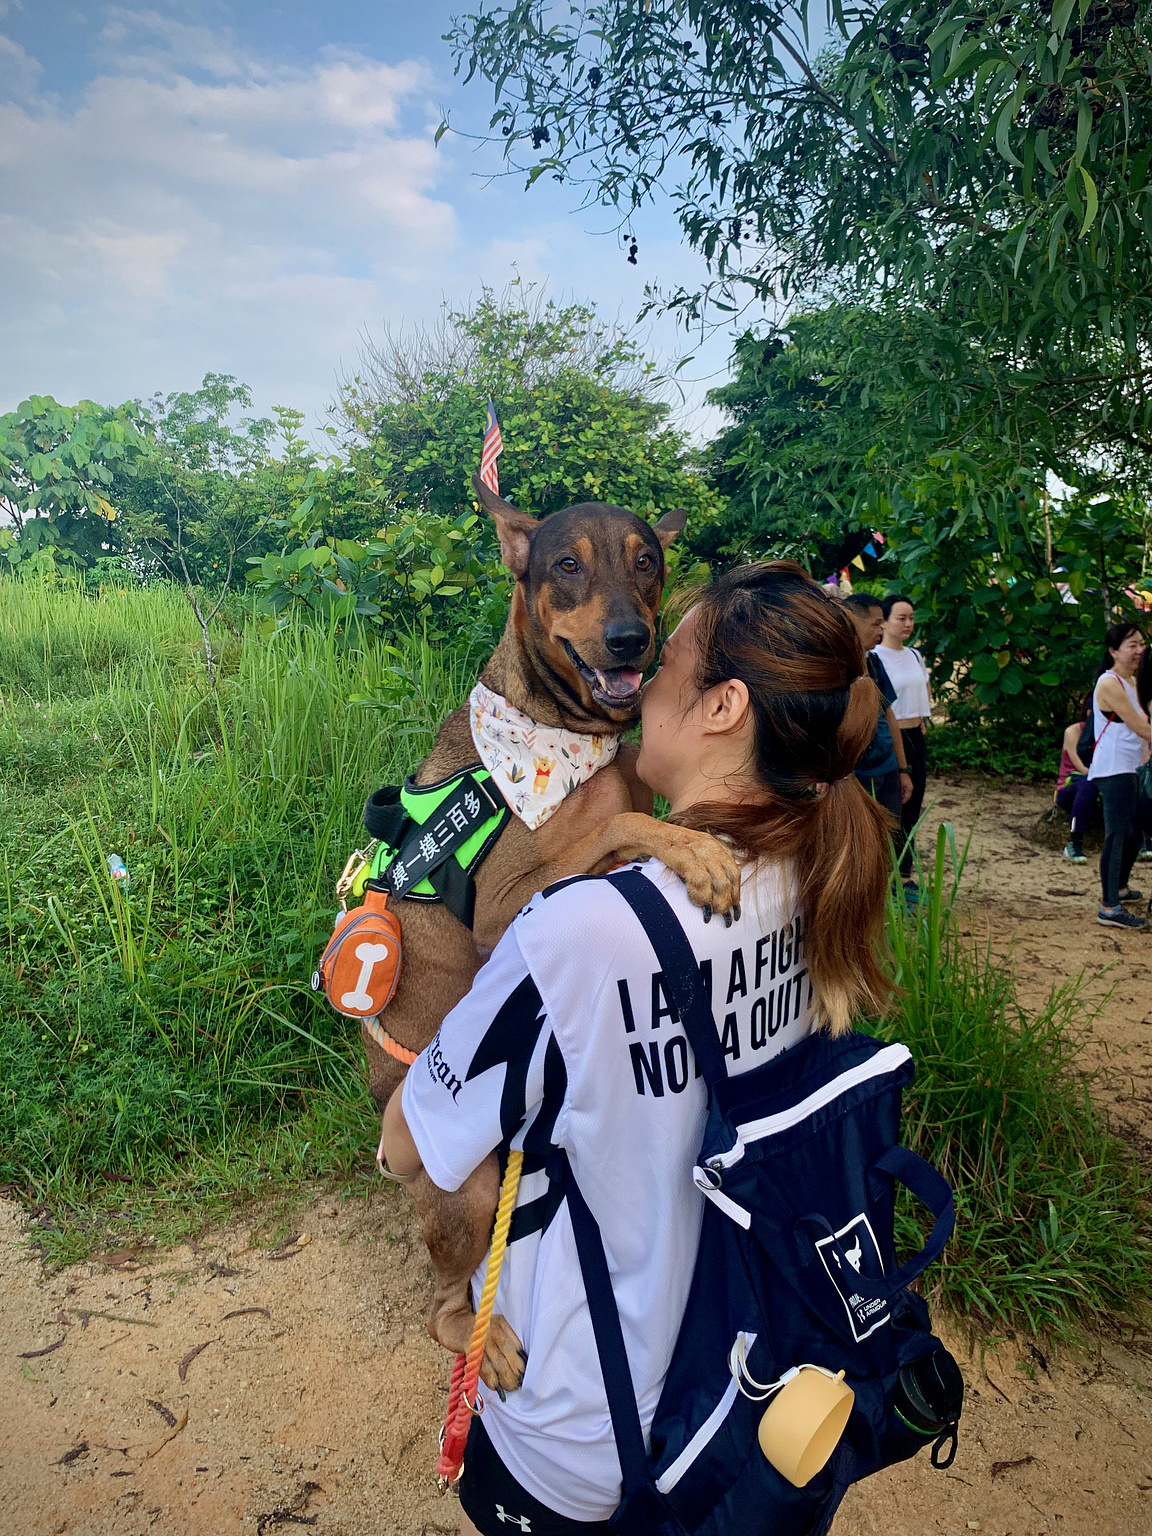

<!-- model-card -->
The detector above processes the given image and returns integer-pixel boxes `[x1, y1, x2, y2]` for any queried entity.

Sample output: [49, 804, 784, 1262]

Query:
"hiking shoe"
[1119, 886, 1143, 903]
[902, 881, 919, 910]
[1098, 905, 1149, 930]
[1062, 842, 1087, 864]
[1140, 840, 1152, 862]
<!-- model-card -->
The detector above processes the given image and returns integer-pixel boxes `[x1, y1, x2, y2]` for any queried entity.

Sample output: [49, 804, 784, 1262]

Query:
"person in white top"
[382, 562, 894, 1535]
[873, 595, 933, 894]
[1088, 622, 1150, 929]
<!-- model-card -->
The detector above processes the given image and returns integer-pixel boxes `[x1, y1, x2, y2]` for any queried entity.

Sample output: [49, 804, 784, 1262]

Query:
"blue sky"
[0, 1, 751, 441]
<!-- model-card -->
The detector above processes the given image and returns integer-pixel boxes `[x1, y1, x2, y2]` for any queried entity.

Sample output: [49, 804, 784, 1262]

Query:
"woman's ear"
[701, 678, 752, 736]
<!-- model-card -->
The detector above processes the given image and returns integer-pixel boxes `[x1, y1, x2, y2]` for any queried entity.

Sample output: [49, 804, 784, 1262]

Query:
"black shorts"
[459, 1416, 612, 1536]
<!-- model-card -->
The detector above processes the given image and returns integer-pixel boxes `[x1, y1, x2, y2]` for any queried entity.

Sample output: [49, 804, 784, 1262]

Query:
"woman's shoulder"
[512, 873, 631, 972]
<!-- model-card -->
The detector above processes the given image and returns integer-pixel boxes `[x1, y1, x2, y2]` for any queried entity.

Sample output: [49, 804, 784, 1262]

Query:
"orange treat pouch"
[314, 883, 403, 1019]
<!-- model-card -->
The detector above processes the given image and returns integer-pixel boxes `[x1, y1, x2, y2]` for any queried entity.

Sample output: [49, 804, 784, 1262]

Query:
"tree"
[337, 285, 721, 526]
[118, 376, 308, 681]
[248, 287, 720, 642]
[448, 1, 1152, 455]
[0, 395, 148, 573]
[706, 300, 1149, 735]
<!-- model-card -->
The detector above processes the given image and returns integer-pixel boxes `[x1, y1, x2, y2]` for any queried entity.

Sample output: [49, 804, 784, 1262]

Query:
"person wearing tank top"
[1088, 622, 1151, 929]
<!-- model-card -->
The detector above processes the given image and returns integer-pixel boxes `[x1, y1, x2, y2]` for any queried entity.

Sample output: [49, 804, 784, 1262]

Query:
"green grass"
[873, 825, 1150, 1337]
[0, 578, 484, 1249]
[1, 578, 1148, 1336]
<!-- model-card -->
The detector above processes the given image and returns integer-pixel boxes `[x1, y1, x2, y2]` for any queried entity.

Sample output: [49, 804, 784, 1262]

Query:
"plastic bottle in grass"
[107, 853, 130, 890]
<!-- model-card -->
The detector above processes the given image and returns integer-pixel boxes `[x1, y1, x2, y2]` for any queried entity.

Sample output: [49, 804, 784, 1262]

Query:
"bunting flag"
[851, 554, 866, 571]
[872, 530, 885, 546]
[480, 398, 504, 494]
[864, 541, 877, 559]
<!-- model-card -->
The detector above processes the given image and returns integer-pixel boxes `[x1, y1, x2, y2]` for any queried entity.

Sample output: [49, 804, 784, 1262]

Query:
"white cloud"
[0, 32, 40, 98]
[95, 7, 245, 80]
[0, 10, 733, 442]
[0, 20, 461, 421]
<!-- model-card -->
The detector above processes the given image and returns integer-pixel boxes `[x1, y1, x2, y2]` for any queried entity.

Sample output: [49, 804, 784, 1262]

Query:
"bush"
[926, 704, 1058, 781]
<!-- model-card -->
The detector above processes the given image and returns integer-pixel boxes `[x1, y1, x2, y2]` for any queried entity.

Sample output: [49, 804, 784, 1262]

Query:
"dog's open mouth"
[562, 640, 644, 708]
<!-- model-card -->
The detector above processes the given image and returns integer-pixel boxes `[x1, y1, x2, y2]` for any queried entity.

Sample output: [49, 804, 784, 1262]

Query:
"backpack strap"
[541, 871, 723, 1531]
[604, 869, 729, 1089]
[554, 1150, 687, 1535]
[794, 1145, 954, 1301]
[555, 1150, 651, 1499]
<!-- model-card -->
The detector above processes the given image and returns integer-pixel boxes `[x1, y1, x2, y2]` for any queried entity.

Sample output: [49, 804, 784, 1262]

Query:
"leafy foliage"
[338, 286, 721, 524]
[248, 288, 719, 641]
[450, 1, 1152, 454]
[704, 302, 1150, 738]
[0, 396, 148, 571]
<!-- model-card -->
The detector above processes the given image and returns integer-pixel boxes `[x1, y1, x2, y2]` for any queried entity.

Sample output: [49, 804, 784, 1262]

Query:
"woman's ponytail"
[798, 778, 893, 1033]
[668, 561, 895, 1033]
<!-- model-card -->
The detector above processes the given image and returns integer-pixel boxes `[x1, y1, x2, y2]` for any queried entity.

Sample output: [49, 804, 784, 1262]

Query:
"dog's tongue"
[594, 667, 643, 699]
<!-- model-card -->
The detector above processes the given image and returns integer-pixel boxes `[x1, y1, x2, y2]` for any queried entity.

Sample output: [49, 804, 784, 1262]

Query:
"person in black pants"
[1090, 623, 1151, 930]
[873, 596, 933, 897]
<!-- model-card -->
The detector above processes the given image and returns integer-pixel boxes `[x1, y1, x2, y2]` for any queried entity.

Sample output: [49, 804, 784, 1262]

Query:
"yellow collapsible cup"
[757, 1367, 855, 1488]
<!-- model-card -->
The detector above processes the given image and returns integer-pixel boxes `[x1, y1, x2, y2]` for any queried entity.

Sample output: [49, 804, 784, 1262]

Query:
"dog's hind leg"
[410, 1159, 526, 1394]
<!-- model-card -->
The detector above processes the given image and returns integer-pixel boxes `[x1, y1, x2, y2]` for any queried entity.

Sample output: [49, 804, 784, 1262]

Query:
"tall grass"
[0, 579, 482, 1217]
[875, 824, 1150, 1336]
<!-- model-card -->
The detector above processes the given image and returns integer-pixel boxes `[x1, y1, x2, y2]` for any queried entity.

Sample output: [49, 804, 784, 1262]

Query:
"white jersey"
[402, 858, 817, 1521]
[871, 644, 931, 720]
[1087, 672, 1145, 780]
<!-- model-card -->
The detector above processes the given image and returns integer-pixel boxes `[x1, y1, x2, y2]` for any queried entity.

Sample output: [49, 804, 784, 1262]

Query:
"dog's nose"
[603, 621, 651, 661]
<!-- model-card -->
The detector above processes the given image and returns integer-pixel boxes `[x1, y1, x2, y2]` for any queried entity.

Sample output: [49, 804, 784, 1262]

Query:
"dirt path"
[926, 774, 1152, 1165]
[2, 776, 1150, 1536]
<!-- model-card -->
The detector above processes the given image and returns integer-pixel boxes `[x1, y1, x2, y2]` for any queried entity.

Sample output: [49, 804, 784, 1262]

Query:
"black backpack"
[557, 869, 963, 1536]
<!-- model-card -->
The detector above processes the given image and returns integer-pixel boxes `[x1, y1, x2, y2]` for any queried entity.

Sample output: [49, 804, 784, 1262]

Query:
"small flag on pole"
[480, 399, 504, 495]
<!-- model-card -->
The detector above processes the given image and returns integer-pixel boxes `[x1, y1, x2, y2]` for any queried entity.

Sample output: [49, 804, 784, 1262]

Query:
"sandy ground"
[2, 775, 1151, 1536]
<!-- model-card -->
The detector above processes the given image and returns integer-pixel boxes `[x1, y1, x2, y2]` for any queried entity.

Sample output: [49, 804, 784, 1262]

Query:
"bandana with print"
[469, 681, 620, 831]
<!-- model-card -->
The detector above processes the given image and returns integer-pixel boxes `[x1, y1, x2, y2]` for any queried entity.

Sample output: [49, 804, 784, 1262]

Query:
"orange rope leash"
[436, 1149, 524, 1488]
[365, 1015, 418, 1066]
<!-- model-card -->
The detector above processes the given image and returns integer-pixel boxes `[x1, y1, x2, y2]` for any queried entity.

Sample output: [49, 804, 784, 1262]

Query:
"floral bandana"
[469, 681, 620, 831]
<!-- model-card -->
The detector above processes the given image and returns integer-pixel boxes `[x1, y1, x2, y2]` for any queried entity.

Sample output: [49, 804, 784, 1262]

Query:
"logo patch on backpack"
[815, 1213, 890, 1342]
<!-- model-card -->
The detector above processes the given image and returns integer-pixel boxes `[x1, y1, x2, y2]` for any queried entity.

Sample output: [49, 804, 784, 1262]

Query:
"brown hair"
[669, 560, 893, 1033]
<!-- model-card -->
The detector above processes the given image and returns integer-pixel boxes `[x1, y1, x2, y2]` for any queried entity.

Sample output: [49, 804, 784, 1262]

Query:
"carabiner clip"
[335, 841, 377, 911]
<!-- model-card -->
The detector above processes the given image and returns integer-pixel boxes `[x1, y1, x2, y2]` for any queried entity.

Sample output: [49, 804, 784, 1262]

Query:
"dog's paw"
[427, 1301, 526, 1396]
[480, 1314, 527, 1395]
[662, 826, 742, 916]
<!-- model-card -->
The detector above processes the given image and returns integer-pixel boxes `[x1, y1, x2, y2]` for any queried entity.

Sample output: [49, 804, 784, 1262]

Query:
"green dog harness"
[355, 765, 510, 930]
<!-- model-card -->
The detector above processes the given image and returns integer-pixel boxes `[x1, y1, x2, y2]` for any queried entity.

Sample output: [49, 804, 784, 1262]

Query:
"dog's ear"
[473, 472, 537, 578]
[653, 509, 688, 550]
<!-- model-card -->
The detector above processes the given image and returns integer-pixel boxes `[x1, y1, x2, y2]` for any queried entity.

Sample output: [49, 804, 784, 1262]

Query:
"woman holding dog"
[383, 562, 893, 1534]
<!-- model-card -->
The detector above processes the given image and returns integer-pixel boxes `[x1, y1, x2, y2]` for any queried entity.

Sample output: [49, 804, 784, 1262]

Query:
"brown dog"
[362, 474, 740, 1388]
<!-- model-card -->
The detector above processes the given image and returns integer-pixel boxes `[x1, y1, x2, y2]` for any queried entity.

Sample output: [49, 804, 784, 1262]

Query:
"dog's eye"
[636, 552, 654, 571]
[557, 557, 581, 574]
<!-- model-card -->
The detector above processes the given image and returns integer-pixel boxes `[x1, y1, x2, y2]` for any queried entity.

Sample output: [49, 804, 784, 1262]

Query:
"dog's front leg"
[479, 811, 742, 944]
[409, 1160, 527, 1394]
